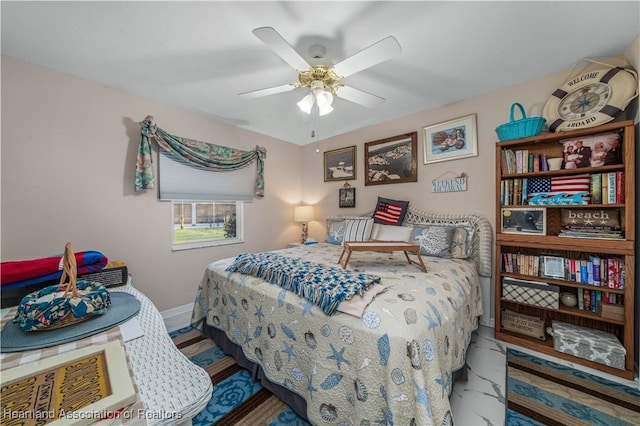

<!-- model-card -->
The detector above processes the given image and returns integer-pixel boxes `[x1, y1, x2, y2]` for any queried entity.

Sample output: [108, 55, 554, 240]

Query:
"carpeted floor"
[506, 348, 640, 426]
[170, 326, 311, 426]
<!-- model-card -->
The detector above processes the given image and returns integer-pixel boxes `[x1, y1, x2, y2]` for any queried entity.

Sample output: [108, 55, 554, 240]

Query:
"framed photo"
[560, 131, 622, 169]
[540, 255, 567, 279]
[423, 114, 478, 164]
[501, 207, 546, 235]
[324, 146, 356, 182]
[1, 341, 136, 420]
[339, 187, 356, 208]
[364, 132, 417, 186]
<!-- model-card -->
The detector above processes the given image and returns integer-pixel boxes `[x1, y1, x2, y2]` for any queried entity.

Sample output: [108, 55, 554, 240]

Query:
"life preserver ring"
[543, 66, 638, 132]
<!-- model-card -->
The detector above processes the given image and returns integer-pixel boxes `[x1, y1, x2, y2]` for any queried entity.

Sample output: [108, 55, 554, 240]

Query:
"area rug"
[170, 326, 311, 426]
[506, 348, 640, 425]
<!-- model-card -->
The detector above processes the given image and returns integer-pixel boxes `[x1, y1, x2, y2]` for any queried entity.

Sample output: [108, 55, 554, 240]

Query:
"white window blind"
[159, 152, 254, 201]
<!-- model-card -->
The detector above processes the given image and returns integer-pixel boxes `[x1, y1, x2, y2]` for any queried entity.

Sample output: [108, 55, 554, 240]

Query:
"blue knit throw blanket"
[225, 252, 381, 315]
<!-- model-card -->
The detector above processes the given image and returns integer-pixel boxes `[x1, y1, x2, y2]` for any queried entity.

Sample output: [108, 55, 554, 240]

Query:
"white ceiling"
[2, 1, 638, 145]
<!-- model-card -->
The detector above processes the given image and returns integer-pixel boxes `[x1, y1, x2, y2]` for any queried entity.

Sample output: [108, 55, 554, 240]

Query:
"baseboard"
[161, 303, 194, 333]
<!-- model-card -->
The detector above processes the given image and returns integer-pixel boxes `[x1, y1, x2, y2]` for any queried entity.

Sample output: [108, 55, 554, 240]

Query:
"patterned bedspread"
[191, 243, 482, 425]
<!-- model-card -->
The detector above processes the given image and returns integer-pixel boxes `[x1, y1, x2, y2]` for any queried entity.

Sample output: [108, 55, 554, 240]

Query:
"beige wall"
[1, 56, 303, 311]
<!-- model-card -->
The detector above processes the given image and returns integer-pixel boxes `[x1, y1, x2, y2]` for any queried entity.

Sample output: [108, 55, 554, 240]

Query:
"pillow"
[326, 218, 347, 245]
[410, 224, 472, 259]
[371, 223, 413, 242]
[326, 216, 367, 245]
[411, 225, 455, 258]
[343, 218, 374, 243]
[450, 227, 469, 259]
[372, 197, 409, 226]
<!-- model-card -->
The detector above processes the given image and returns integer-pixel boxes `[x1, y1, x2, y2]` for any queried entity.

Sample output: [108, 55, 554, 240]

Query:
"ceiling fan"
[239, 27, 402, 116]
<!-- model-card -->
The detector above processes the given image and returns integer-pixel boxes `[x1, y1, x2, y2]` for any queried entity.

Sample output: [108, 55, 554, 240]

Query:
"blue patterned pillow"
[411, 225, 455, 258]
[410, 224, 471, 259]
[326, 218, 347, 245]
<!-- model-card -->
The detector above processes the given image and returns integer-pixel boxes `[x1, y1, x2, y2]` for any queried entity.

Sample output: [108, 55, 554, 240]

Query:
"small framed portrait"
[559, 131, 622, 169]
[540, 255, 567, 280]
[364, 132, 417, 186]
[324, 146, 356, 182]
[501, 207, 546, 235]
[423, 114, 478, 164]
[339, 187, 356, 208]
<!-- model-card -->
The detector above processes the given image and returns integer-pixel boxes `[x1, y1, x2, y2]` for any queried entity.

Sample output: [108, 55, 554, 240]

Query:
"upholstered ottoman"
[551, 320, 626, 370]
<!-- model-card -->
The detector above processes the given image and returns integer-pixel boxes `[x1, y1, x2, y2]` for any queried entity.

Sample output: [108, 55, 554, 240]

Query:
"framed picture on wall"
[324, 146, 356, 182]
[423, 114, 478, 164]
[364, 132, 417, 186]
[339, 187, 356, 208]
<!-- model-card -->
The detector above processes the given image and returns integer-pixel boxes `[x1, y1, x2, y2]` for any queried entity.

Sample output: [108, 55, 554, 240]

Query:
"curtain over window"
[135, 115, 266, 197]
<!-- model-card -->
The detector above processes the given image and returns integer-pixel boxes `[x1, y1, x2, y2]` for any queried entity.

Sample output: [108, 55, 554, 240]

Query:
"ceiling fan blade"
[332, 36, 401, 78]
[335, 85, 385, 108]
[253, 27, 310, 72]
[238, 83, 297, 98]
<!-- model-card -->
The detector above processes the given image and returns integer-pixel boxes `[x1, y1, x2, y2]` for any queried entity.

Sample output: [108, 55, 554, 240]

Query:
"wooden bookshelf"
[494, 120, 636, 380]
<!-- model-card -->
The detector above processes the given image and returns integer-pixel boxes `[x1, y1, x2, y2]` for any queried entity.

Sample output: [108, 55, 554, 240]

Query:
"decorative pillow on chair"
[372, 197, 409, 225]
[371, 223, 413, 242]
[343, 218, 374, 243]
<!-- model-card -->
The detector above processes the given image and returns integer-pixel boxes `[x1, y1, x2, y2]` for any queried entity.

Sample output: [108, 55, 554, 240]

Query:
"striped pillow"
[343, 218, 374, 243]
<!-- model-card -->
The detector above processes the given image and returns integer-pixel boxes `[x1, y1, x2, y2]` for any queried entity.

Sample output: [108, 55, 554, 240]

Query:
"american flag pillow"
[527, 174, 590, 201]
[373, 197, 409, 225]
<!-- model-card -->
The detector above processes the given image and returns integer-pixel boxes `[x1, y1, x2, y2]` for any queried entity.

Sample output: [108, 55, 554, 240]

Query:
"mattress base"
[203, 323, 309, 420]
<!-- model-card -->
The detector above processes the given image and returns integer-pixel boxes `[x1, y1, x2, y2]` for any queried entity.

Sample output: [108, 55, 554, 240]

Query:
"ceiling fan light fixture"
[297, 93, 315, 114]
[298, 80, 333, 115]
[315, 89, 333, 109]
[318, 103, 333, 116]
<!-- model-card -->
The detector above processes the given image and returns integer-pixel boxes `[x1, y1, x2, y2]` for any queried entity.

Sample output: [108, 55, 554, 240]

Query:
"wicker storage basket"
[495, 103, 546, 141]
[14, 242, 111, 331]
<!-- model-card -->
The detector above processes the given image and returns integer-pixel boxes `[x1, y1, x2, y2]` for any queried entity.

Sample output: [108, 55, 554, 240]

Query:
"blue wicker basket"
[495, 103, 546, 141]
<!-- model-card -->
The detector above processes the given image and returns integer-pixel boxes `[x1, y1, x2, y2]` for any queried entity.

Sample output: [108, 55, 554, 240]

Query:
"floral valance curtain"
[135, 115, 266, 197]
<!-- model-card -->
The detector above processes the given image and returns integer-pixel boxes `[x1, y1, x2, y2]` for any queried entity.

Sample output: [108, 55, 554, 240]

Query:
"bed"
[191, 207, 492, 425]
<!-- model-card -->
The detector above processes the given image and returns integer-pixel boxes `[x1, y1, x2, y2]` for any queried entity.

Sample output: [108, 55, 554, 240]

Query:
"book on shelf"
[616, 171, 625, 204]
[577, 288, 584, 310]
[607, 172, 617, 204]
[584, 289, 591, 312]
[539, 153, 548, 171]
[590, 255, 601, 286]
[590, 173, 602, 204]
[558, 231, 623, 239]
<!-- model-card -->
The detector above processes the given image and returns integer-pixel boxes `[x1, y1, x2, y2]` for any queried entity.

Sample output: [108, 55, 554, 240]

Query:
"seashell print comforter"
[191, 243, 482, 426]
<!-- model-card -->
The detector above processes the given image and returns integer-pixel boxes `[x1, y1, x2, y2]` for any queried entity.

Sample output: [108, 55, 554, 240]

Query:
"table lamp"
[294, 205, 314, 243]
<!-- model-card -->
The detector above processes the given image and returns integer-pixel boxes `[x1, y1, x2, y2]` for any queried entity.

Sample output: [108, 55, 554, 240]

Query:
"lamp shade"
[297, 94, 314, 114]
[294, 205, 314, 223]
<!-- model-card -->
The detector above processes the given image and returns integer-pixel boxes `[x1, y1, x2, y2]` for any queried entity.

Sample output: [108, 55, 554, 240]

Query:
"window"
[159, 152, 253, 250]
[172, 201, 243, 250]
